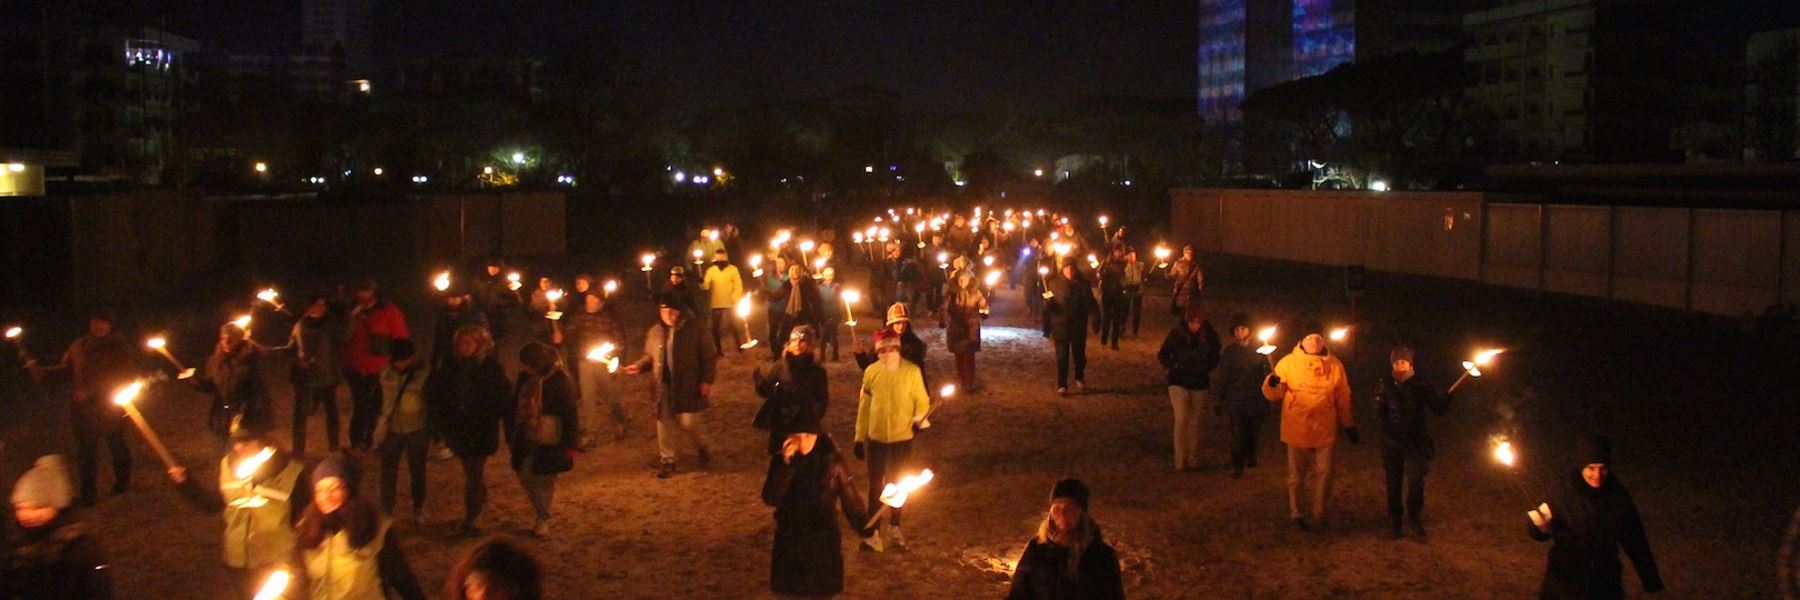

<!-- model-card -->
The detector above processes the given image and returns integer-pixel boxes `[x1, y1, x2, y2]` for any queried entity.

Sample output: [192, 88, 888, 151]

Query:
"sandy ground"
[4, 254, 1796, 598]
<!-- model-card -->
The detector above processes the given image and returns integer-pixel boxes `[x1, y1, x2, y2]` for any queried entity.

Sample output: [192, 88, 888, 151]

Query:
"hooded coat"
[423, 351, 512, 458]
[761, 435, 868, 597]
[631, 314, 719, 419]
[1529, 471, 1663, 599]
[1262, 343, 1354, 449]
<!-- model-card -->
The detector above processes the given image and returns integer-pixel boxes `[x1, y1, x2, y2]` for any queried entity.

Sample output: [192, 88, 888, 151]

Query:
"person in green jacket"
[169, 415, 310, 581]
[375, 339, 430, 522]
[853, 335, 930, 552]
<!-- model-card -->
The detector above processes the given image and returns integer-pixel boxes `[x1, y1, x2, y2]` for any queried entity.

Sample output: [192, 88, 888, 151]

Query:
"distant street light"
[511, 152, 526, 165]
[864, 165, 874, 173]
[1370, 180, 1391, 192]
[1033, 168, 1044, 177]
[372, 167, 384, 176]
[483, 166, 494, 175]
[253, 162, 268, 174]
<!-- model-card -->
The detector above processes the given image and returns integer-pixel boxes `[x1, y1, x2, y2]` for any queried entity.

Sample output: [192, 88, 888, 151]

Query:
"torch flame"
[982, 255, 995, 267]
[1474, 348, 1505, 366]
[1258, 326, 1276, 343]
[984, 270, 1002, 287]
[842, 289, 861, 304]
[252, 570, 290, 600]
[878, 469, 936, 509]
[1038, 266, 1050, 276]
[546, 289, 564, 304]
[4, 326, 20, 339]
[853, 232, 864, 243]
[146, 337, 166, 350]
[1328, 327, 1350, 342]
[235, 447, 275, 480]
[112, 381, 144, 406]
[603, 280, 618, 294]
[641, 254, 656, 269]
[232, 315, 253, 330]
[587, 342, 619, 373]
[433, 271, 451, 292]
[735, 294, 753, 318]
[256, 288, 280, 304]
[939, 384, 956, 398]
[1493, 440, 1517, 468]
[800, 240, 815, 252]
[1098, 215, 1109, 226]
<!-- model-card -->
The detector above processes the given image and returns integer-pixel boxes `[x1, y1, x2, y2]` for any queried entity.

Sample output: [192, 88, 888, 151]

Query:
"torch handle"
[863, 505, 891, 531]
[1448, 371, 1471, 394]
[121, 403, 180, 470]
[155, 348, 187, 371]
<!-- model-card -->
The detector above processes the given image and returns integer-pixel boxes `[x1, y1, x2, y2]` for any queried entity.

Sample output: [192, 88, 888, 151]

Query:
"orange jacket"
[1263, 345, 1354, 448]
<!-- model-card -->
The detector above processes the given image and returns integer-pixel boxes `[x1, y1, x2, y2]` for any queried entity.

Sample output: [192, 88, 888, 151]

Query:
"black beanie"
[1051, 478, 1090, 510]
[1575, 435, 1612, 466]
[1389, 345, 1415, 364]
[1229, 313, 1251, 331]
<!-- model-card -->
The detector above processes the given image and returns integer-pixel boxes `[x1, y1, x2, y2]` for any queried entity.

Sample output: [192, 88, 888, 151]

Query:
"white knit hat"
[12, 455, 74, 509]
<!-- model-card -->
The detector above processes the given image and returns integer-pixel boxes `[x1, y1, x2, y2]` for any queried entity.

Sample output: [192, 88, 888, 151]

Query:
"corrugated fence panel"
[1690, 209, 1782, 316]
[1610, 207, 1689, 310]
[1543, 205, 1611, 298]
[1484, 203, 1542, 290]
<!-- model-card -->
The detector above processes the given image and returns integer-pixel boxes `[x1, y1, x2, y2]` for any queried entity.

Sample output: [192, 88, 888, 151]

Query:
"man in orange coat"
[1263, 323, 1356, 531]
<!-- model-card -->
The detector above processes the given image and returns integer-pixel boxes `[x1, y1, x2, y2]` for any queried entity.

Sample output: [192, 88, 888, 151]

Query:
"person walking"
[817, 268, 845, 362]
[5, 455, 115, 599]
[27, 309, 137, 504]
[853, 304, 929, 386]
[1156, 303, 1221, 471]
[1262, 325, 1356, 530]
[1372, 345, 1453, 539]
[1214, 314, 1272, 478]
[762, 429, 868, 597]
[622, 296, 718, 479]
[195, 321, 272, 438]
[702, 249, 746, 355]
[295, 456, 427, 600]
[430, 284, 489, 371]
[780, 264, 823, 356]
[753, 326, 829, 455]
[1043, 261, 1094, 396]
[1168, 245, 1202, 316]
[1121, 250, 1147, 337]
[445, 538, 543, 600]
[168, 415, 310, 577]
[852, 335, 930, 552]
[424, 325, 512, 537]
[1527, 435, 1664, 599]
[1005, 478, 1124, 600]
[285, 296, 343, 456]
[554, 293, 631, 448]
[662, 267, 700, 317]
[473, 259, 519, 341]
[761, 257, 792, 361]
[1097, 245, 1127, 350]
[375, 340, 431, 523]
[344, 277, 411, 452]
[507, 343, 579, 537]
[941, 270, 989, 392]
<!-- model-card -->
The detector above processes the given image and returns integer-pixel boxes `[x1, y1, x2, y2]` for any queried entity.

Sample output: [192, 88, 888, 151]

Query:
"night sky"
[114, 0, 1200, 114]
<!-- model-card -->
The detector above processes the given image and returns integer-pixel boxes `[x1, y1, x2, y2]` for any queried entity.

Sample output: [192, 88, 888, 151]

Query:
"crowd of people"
[0, 208, 1665, 599]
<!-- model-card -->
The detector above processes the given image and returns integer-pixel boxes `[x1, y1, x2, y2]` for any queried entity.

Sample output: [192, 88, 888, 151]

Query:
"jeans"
[291, 384, 340, 457]
[864, 439, 913, 534]
[1286, 445, 1334, 522]
[1100, 296, 1127, 347]
[710, 308, 743, 354]
[459, 456, 488, 525]
[819, 317, 841, 361]
[765, 310, 789, 360]
[515, 454, 557, 523]
[73, 402, 130, 501]
[1168, 386, 1209, 469]
[1230, 413, 1265, 471]
[1053, 337, 1087, 388]
[1125, 290, 1143, 336]
[344, 370, 382, 450]
[1381, 447, 1430, 522]
[656, 411, 710, 463]
[379, 430, 429, 514]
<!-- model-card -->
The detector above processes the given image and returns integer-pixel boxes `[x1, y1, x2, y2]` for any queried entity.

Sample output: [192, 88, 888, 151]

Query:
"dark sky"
[125, 0, 1200, 114]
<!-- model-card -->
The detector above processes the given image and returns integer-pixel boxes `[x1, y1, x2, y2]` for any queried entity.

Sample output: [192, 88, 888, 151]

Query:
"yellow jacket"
[856, 361, 930, 444]
[303, 517, 392, 600]
[702, 263, 744, 309]
[1263, 345, 1354, 448]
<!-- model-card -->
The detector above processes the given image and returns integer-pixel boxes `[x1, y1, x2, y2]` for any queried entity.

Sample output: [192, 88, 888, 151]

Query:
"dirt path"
[5, 255, 1795, 598]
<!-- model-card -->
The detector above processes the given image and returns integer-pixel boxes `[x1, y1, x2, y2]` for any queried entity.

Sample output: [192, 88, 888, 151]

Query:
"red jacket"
[343, 301, 409, 375]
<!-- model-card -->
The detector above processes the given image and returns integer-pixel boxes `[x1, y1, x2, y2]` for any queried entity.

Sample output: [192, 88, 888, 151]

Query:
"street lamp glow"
[372, 167, 383, 175]
[6, 163, 24, 173]
[483, 166, 494, 175]
[1370, 180, 1390, 192]
[865, 165, 874, 173]
[713, 167, 724, 177]
[511, 152, 526, 165]
[1033, 168, 1044, 177]
[253, 162, 267, 173]
[674, 171, 687, 183]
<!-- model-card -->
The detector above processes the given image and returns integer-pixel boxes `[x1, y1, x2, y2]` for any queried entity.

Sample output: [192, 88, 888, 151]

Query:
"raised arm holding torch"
[1448, 349, 1505, 394]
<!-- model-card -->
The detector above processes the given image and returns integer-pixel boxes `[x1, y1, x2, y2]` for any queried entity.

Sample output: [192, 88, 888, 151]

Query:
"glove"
[853, 441, 866, 461]
[1266, 374, 1283, 388]
[1345, 427, 1361, 445]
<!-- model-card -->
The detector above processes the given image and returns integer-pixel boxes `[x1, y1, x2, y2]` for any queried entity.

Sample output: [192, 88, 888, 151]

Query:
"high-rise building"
[1745, 28, 1800, 162]
[303, 0, 372, 71]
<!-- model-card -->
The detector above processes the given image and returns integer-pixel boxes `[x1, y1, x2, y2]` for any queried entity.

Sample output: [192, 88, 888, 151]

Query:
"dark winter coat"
[780, 276, 823, 327]
[1156, 323, 1221, 390]
[943, 286, 989, 354]
[429, 306, 488, 370]
[288, 317, 342, 388]
[561, 305, 627, 354]
[1005, 528, 1124, 600]
[506, 369, 580, 475]
[754, 354, 829, 454]
[3, 514, 114, 599]
[1044, 274, 1095, 341]
[197, 343, 270, 425]
[1371, 375, 1452, 458]
[1213, 344, 1271, 419]
[423, 353, 513, 458]
[761, 436, 868, 598]
[1529, 472, 1664, 599]
[631, 316, 718, 419]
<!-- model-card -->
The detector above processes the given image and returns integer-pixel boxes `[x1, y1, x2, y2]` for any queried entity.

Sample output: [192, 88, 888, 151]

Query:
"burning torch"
[736, 294, 760, 350]
[1448, 349, 1505, 394]
[842, 289, 861, 339]
[586, 342, 620, 374]
[863, 469, 936, 531]
[112, 381, 180, 470]
[145, 337, 194, 379]
[1255, 326, 1278, 368]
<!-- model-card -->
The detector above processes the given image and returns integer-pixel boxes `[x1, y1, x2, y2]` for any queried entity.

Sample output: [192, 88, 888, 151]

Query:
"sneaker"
[1072, 380, 1086, 392]
[1056, 387, 1068, 396]
[431, 446, 455, 461]
[888, 526, 906, 551]
[696, 448, 711, 467]
[655, 461, 676, 479]
[532, 519, 550, 537]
